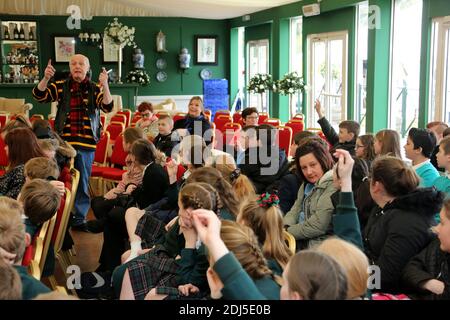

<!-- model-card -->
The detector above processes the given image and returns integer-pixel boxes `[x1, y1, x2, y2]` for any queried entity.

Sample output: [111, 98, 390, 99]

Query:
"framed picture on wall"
[102, 35, 120, 62]
[54, 36, 76, 62]
[194, 35, 218, 65]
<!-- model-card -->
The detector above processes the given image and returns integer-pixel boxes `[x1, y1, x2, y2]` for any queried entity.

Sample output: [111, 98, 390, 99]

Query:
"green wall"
[0, 14, 229, 114]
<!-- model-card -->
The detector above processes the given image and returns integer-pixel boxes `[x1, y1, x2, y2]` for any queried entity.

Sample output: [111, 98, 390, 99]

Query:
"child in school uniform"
[0, 197, 51, 299]
[153, 114, 177, 157]
[434, 135, 450, 194]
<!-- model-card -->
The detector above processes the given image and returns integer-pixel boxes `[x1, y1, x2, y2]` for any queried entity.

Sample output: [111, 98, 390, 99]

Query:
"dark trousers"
[91, 196, 116, 228]
[98, 206, 129, 271]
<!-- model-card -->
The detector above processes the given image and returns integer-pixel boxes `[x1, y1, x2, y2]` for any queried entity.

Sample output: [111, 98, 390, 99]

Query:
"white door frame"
[307, 31, 348, 128]
[432, 16, 450, 122]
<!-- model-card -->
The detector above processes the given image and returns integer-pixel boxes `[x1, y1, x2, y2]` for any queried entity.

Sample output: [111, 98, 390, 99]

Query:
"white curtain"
[0, 0, 298, 19]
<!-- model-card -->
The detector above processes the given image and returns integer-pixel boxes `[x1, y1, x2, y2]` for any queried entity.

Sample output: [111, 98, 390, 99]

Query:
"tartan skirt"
[135, 212, 166, 249]
[127, 245, 179, 300]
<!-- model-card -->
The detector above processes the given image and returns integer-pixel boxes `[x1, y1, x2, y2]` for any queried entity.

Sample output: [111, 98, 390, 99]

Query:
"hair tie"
[256, 193, 280, 208]
[230, 168, 241, 182]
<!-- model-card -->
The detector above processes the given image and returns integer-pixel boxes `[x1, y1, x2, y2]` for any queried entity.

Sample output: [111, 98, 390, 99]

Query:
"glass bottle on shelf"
[19, 23, 25, 39]
[29, 26, 35, 40]
[3, 25, 9, 39]
[13, 23, 19, 39]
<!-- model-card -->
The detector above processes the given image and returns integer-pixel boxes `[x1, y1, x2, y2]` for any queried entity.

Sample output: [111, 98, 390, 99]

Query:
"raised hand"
[99, 67, 109, 87]
[44, 59, 56, 81]
[314, 99, 324, 119]
[333, 149, 355, 192]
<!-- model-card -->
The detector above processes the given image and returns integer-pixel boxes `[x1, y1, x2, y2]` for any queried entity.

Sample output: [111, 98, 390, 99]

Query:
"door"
[308, 32, 348, 129]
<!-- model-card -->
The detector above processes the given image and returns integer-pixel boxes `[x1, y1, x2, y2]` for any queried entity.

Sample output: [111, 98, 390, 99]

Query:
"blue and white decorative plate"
[156, 71, 167, 82]
[200, 68, 212, 80]
[156, 58, 167, 70]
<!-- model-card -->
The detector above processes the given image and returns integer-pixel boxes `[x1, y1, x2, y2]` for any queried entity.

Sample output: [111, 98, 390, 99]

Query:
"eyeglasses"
[246, 116, 259, 120]
[141, 113, 151, 117]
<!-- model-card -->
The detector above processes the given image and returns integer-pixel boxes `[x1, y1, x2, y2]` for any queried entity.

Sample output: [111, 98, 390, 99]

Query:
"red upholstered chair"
[100, 114, 107, 129]
[110, 113, 127, 126]
[28, 207, 57, 281]
[214, 114, 232, 132]
[172, 112, 187, 123]
[101, 134, 128, 185]
[263, 118, 281, 127]
[131, 115, 142, 127]
[258, 112, 269, 124]
[214, 110, 230, 119]
[117, 110, 132, 127]
[276, 126, 293, 157]
[285, 120, 304, 136]
[90, 132, 110, 194]
[48, 118, 55, 130]
[232, 112, 242, 124]
[0, 136, 9, 170]
[307, 128, 332, 148]
[222, 122, 242, 147]
[292, 113, 305, 121]
[106, 122, 124, 145]
[0, 113, 9, 128]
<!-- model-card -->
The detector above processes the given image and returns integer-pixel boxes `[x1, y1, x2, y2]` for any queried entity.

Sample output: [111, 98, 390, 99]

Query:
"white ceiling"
[0, 0, 302, 19]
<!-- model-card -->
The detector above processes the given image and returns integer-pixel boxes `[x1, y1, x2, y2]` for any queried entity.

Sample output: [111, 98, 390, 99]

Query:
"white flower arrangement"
[275, 72, 305, 95]
[247, 73, 274, 94]
[126, 69, 150, 86]
[104, 18, 137, 48]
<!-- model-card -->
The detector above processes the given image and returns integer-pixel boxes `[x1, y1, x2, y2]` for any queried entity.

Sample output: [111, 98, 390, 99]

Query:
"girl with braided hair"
[115, 182, 221, 300]
[208, 154, 256, 203]
[237, 193, 292, 275]
[207, 220, 281, 300]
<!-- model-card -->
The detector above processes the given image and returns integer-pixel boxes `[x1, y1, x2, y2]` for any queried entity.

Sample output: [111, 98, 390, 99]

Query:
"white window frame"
[431, 16, 450, 122]
[246, 39, 270, 111]
[307, 31, 348, 128]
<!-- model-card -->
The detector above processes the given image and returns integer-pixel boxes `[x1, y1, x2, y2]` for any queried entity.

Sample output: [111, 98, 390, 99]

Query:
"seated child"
[314, 99, 360, 158]
[404, 128, 440, 187]
[0, 196, 51, 299]
[0, 259, 22, 300]
[434, 135, 450, 194]
[153, 114, 177, 157]
[24, 157, 65, 196]
[18, 179, 61, 238]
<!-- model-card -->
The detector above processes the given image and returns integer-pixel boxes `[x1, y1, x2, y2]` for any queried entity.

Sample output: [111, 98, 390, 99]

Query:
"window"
[355, 1, 369, 134]
[289, 16, 303, 118]
[429, 16, 450, 123]
[389, 0, 423, 136]
[247, 39, 270, 112]
[308, 31, 348, 129]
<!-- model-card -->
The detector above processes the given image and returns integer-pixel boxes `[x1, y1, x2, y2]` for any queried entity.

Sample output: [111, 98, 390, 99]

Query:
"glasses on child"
[141, 112, 151, 117]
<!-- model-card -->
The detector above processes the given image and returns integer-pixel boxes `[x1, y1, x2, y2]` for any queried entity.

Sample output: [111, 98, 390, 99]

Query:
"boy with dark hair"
[434, 136, 450, 195]
[314, 100, 359, 158]
[404, 128, 440, 187]
[241, 107, 259, 126]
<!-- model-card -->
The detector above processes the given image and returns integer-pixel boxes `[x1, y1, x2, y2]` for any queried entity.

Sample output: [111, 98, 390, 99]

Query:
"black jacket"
[239, 147, 290, 194]
[363, 187, 444, 293]
[173, 115, 211, 144]
[278, 167, 303, 215]
[131, 162, 169, 209]
[154, 133, 177, 157]
[402, 238, 450, 300]
[317, 117, 356, 158]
